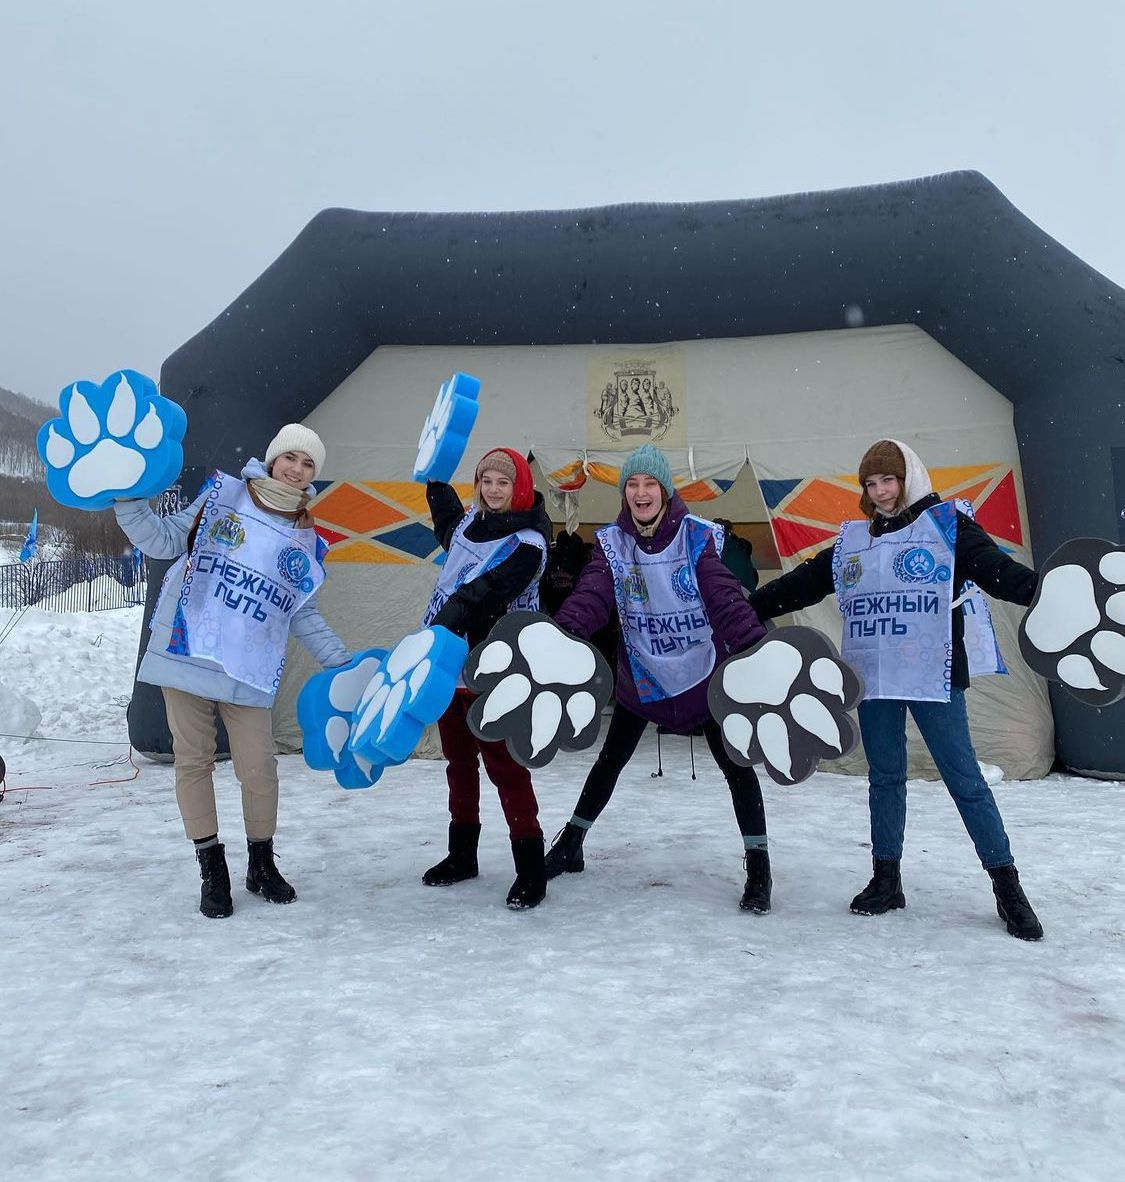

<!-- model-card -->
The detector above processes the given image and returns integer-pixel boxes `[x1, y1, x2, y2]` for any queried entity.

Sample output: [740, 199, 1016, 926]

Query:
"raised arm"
[112, 484, 211, 561]
[426, 481, 468, 551]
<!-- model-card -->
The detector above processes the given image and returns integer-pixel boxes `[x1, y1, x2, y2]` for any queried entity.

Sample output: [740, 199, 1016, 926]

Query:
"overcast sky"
[3, 0, 1123, 404]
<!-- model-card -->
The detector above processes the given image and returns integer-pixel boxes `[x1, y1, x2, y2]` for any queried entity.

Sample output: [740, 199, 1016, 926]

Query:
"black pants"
[571, 703, 767, 840]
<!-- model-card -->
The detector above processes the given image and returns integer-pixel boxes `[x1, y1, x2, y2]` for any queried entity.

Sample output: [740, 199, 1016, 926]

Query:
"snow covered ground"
[2, 607, 1124, 1181]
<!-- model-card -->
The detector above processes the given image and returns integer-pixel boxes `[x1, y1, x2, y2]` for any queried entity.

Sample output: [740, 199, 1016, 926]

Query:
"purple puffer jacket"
[556, 494, 766, 733]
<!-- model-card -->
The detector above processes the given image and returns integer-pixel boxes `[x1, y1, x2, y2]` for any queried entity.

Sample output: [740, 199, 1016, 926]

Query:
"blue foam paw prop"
[349, 627, 469, 764]
[297, 647, 389, 788]
[412, 372, 481, 484]
[37, 370, 187, 510]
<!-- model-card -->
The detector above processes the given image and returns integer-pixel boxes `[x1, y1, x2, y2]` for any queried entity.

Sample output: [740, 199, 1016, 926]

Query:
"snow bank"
[1, 605, 1123, 1180]
[0, 679, 40, 736]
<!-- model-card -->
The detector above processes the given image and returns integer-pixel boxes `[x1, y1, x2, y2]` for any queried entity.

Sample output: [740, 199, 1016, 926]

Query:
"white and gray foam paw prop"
[296, 648, 388, 789]
[708, 626, 864, 785]
[463, 611, 614, 768]
[1018, 537, 1125, 706]
[37, 371, 186, 510]
[349, 627, 469, 764]
[412, 371, 482, 484]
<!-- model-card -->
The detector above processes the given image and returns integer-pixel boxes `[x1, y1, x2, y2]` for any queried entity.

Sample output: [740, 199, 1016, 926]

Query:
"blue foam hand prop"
[296, 647, 389, 788]
[37, 371, 187, 510]
[463, 612, 614, 768]
[707, 626, 864, 785]
[413, 372, 482, 484]
[349, 627, 469, 764]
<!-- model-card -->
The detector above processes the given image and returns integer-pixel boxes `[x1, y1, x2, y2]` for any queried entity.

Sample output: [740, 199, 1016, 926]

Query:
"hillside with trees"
[0, 384, 129, 558]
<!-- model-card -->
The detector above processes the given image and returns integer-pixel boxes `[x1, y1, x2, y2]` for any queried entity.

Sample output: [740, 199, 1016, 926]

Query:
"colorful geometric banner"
[309, 480, 474, 565]
[760, 463, 1027, 565]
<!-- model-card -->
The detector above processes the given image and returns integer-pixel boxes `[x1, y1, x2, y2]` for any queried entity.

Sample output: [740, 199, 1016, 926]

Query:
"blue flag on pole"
[19, 509, 39, 563]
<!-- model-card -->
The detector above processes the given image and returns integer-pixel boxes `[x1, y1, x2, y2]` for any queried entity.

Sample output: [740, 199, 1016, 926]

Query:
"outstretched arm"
[956, 513, 1038, 605]
[290, 596, 351, 669]
[696, 540, 767, 653]
[554, 541, 616, 641]
[748, 545, 835, 621]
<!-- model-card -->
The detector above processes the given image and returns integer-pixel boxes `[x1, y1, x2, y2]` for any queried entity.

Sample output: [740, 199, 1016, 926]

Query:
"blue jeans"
[857, 689, 1014, 870]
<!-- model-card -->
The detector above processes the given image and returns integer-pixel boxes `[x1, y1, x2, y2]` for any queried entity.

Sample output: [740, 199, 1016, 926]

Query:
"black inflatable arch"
[132, 170, 1125, 774]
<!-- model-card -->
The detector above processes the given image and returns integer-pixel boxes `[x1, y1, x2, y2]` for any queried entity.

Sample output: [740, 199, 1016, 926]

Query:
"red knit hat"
[475, 447, 535, 511]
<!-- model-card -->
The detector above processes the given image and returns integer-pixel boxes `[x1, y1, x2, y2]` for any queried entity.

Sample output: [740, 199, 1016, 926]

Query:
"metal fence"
[0, 554, 149, 611]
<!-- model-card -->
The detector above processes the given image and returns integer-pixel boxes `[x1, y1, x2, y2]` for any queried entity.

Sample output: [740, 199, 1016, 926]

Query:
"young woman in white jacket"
[115, 425, 350, 919]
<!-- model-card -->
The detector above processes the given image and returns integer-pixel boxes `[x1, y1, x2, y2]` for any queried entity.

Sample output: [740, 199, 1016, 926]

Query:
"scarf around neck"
[632, 503, 667, 539]
[248, 475, 312, 522]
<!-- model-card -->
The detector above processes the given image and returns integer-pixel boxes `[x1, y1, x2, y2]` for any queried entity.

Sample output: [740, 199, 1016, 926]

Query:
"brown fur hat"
[857, 440, 907, 519]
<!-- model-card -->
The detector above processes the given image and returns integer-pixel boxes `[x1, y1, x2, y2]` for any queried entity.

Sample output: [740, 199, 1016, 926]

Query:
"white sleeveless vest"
[421, 505, 547, 627]
[166, 472, 326, 694]
[598, 516, 724, 705]
[831, 499, 1004, 702]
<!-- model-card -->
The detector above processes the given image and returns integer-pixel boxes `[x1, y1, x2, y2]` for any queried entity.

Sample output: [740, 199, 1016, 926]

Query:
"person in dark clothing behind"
[749, 438, 1044, 940]
[421, 448, 553, 908]
[539, 528, 589, 618]
[713, 518, 759, 593]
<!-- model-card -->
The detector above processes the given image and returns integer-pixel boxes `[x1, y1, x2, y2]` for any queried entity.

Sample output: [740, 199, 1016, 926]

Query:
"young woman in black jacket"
[420, 448, 553, 908]
[750, 439, 1044, 940]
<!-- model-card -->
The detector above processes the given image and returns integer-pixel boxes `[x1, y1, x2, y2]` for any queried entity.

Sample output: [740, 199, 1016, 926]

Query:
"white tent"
[272, 323, 1053, 779]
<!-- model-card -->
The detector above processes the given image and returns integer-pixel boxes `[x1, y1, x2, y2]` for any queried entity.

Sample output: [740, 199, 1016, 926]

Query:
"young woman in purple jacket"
[545, 445, 774, 912]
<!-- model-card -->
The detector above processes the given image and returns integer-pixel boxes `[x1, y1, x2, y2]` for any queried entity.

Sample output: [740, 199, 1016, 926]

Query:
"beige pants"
[162, 687, 280, 841]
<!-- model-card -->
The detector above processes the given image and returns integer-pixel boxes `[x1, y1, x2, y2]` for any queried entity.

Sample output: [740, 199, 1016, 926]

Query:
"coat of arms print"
[587, 349, 687, 448]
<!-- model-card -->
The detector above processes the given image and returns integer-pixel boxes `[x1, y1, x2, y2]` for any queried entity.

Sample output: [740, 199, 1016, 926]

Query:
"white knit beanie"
[264, 424, 326, 478]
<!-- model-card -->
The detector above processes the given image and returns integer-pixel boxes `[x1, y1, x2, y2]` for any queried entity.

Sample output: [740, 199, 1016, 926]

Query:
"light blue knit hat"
[618, 444, 674, 498]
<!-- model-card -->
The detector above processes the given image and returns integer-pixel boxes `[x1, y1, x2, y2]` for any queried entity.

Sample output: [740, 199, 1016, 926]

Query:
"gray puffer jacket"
[114, 459, 350, 707]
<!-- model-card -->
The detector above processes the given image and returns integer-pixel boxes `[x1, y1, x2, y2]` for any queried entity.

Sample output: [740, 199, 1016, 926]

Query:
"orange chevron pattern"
[310, 480, 474, 564]
[764, 464, 1025, 562]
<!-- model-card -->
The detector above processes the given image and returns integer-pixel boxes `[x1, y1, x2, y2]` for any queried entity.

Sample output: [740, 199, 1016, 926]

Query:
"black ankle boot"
[739, 848, 772, 913]
[507, 836, 547, 910]
[422, 823, 481, 886]
[544, 823, 586, 880]
[196, 843, 233, 919]
[988, 865, 1044, 940]
[246, 838, 297, 904]
[850, 857, 906, 915]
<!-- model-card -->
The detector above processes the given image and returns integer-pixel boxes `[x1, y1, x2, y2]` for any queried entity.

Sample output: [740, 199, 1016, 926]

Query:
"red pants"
[437, 691, 542, 840]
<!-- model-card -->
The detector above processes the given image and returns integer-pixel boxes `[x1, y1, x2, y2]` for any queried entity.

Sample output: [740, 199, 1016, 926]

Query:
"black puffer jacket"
[426, 481, 553, 649]
[749, 493, 1038, 689]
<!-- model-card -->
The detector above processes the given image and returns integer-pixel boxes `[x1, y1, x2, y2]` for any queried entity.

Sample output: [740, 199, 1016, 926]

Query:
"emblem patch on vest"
[893, 546, 951, 584]
[277, 545, 315, 593]
[209, 511, 246, 551]
[623, 569, 649, 604]
[454, 560, 478, 589]
[672, 563, 698, 604]
[841, 555, 862, 590]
